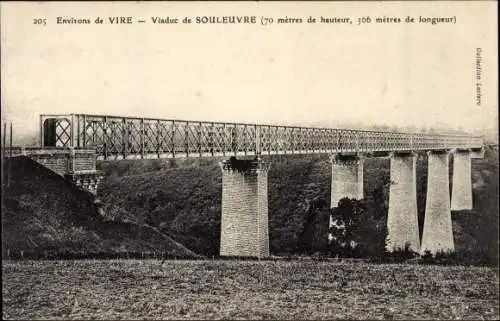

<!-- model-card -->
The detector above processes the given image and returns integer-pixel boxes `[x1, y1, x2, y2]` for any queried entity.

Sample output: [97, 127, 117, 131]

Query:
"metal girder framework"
[39, 115, 73, 147]
[40, 114, 484, 160]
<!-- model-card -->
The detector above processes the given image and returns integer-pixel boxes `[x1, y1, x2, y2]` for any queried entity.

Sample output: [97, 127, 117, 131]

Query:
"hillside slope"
[4, 146, 496, 261]
[1, 156, 198, 258]
[97, 147, 498, 261]
[97, 155, 394, 256]
[452, 146, 499, 258]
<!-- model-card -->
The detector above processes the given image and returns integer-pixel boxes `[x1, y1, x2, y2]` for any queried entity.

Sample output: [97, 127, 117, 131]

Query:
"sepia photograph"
[1, 1, 498, 320]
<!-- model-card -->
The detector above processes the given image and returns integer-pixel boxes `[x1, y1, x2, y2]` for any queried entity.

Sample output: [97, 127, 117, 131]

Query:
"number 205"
[33, 18, 47, 26]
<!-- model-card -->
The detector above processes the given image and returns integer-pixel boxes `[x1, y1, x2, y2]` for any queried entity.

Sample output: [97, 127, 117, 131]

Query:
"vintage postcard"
[1, 1, 498, 320]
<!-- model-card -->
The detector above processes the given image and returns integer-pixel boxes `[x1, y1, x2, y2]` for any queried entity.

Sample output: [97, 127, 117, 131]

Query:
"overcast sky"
[1, 1, 498, 144]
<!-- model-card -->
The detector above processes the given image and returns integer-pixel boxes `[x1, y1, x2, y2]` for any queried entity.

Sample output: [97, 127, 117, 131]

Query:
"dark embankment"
[452, 146, 499, 261]
[1, 156, 199, 259]
[97, 146, 498, 263]
[96, 155, 394, 256]
[4, 145, 497, 263]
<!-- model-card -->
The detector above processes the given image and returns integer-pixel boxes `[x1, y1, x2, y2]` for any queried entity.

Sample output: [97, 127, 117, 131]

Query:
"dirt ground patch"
[2, 260, 499, 320]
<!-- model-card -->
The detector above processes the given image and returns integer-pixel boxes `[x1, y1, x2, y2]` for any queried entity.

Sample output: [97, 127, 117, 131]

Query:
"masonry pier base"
[421, 151, 454, 255]
[451, 149, 473, 211]
[219, 157, 270, 258]
[329, 154, 364, 208]
[328, 154, 364, 242]
[386, 152, 420, 253]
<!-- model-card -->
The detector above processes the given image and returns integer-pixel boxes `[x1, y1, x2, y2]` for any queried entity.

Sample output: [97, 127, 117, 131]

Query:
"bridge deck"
[32, 113, 484, 160]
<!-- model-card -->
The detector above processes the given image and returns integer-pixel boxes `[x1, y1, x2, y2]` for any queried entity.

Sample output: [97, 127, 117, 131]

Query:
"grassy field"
[2, 260, 499, 320]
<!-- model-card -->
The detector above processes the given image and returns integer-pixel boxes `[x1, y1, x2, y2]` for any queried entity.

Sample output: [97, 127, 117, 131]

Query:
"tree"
[296, 197, 329, 254]
[328, 197, 388, 258]
[328, 197, 366, 256]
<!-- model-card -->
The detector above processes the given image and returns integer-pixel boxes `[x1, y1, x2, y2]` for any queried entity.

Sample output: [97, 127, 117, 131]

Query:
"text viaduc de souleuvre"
[31, 14, 458, 26]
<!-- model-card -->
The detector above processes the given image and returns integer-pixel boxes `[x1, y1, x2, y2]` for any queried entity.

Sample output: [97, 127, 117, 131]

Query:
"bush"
[378, 243, 418, 263]
[420, 249, 497, 266]
[328, 197, 388, 258]
[328, 198, 364, 257]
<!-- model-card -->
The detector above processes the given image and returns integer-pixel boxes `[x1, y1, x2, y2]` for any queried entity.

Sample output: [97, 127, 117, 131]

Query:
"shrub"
[380, 242, 419, 263]
[420, 249, 497, 266]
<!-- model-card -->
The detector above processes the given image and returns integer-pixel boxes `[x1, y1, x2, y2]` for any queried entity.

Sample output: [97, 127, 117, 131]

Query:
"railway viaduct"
[4, 113, 485, 257]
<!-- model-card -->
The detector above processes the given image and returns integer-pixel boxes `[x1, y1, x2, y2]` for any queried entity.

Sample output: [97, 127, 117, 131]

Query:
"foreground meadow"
[2, 259, 499, 320]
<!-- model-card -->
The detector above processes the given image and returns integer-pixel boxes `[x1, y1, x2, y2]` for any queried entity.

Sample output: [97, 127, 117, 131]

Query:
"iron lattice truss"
[46, 118, 72, 147]
[41, 114, 484, 160]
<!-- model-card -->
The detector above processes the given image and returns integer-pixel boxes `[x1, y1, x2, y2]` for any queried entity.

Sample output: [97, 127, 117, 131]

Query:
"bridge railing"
[39, 113, 484, 159]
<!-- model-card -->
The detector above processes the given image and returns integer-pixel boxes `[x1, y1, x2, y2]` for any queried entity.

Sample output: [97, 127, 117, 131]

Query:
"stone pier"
[421, 151, 454, 255]
[386, 152, 420, 253]
[451, 149, 473, 211]
[329, 154, 364, 208]
[328, 154, 364, 242]
[219, 157, 270, 258]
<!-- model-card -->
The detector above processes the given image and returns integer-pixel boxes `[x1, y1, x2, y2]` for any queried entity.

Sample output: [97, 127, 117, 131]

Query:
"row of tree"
[307, 195, 496, 266]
